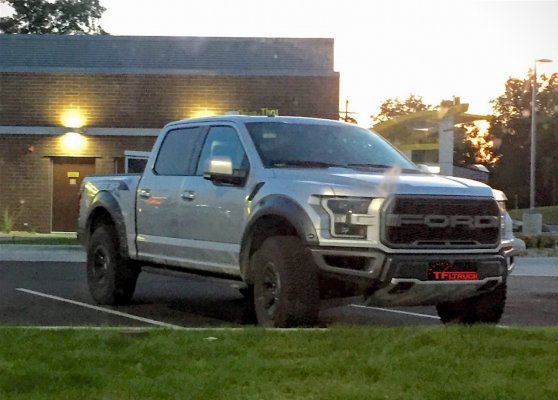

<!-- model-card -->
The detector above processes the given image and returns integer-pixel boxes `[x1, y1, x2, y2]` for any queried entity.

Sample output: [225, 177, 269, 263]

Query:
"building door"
[52, 157, 96, 232]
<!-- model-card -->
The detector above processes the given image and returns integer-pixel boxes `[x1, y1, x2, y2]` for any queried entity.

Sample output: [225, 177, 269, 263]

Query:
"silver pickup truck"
[78, 115, 515, 327]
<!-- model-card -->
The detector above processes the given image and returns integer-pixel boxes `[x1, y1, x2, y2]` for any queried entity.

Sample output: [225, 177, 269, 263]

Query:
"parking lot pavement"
[0, 243, 557, 328]
[513, 257, 558, 277]
[2, 259, 558, 328]
[0, 245, 85, 262]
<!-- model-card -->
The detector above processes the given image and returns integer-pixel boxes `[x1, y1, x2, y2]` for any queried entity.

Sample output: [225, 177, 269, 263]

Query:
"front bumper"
[309, 247, 507, 306]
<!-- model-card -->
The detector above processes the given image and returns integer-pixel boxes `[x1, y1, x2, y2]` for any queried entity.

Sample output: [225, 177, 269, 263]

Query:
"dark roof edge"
[0, 67, 339, 77]
[0, 34, 334, 42]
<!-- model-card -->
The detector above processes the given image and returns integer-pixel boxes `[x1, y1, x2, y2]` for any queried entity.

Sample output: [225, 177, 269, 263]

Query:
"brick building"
[0, 35, 339, 232]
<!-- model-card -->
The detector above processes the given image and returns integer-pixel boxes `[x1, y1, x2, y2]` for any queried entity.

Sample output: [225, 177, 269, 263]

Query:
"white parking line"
[350, 304, 441, 320]
[15, 288, 183, 329]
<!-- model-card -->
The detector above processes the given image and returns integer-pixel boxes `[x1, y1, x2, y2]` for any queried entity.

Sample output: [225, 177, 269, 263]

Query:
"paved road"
[0, 245, 85, 262]
[1, 257, 558, 328]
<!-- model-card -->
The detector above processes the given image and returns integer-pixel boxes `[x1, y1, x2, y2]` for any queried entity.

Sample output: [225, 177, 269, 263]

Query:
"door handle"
[138, 189, 151, 199]
[181, 191, 196, 201]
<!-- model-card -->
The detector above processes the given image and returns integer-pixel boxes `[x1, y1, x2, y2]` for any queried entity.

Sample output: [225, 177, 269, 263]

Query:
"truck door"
[135, 126, 205, 260]
[175, 125, 252, 275]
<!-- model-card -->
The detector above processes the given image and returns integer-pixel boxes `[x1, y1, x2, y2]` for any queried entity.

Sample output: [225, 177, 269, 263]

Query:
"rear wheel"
[252, 236, 320, 327]
[436, 283, 507, 324]
[86, 224, 140, 305]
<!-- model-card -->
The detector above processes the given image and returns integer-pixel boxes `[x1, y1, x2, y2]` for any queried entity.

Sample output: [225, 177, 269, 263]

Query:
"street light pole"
[523, 58, 552, 235]
[529, 58, 552, 212]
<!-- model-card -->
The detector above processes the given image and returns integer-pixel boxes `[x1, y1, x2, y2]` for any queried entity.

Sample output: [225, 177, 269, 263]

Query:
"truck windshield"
[245, 121, 418, 171]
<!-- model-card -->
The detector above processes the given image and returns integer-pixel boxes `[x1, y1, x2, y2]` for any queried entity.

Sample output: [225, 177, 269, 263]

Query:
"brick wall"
[0, 72, 340, 127]
[0, 70, 339, 232]
[0, 134, 156, 232]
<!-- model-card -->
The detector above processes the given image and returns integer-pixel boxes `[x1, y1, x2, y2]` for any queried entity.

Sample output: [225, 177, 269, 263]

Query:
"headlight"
[497, 200, 506, 214]
[321, 197, 372, 238]
[493, 189, 507, 214]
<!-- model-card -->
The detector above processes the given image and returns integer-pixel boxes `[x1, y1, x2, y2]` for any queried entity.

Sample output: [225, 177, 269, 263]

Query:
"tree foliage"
[372, 94, 434, 125]
[455, 123, 482, 167]
[460, 122, 499, 165]
[371, 94, 436, 146]
[0, 0, 107, 34]
[489, 72, 558, 208]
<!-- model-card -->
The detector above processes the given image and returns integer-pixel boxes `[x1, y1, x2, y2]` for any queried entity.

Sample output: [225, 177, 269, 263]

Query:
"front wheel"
[436, 283, 507, 324]
[252, 236, 320, 327]
[86, 224, 139, 305]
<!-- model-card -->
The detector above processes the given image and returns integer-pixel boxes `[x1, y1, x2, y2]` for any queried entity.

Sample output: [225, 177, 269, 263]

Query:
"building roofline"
[0, 34, 336, 75]
[0, 67, 339, 76]
[0, 34, 333, 42]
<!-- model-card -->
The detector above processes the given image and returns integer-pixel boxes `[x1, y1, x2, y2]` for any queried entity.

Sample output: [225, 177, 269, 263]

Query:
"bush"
[518, 234, 558, 249]
[519, 235, 537, 249]
[2, 207, 14, 234]
[538, 235, 558, 249]
[1, 200, 27, 233]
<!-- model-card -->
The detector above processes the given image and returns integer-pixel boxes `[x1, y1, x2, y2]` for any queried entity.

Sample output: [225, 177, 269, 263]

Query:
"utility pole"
[339, 99, 357, 124]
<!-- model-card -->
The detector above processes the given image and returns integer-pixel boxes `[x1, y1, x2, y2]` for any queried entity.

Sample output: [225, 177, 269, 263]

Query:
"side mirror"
[416, 164, 434, 174]
[203, 156, 247, 185]
[205, 156, 233, 176]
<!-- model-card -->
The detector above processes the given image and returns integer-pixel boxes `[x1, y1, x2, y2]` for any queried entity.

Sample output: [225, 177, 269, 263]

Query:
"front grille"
[381, 196, 501, 249]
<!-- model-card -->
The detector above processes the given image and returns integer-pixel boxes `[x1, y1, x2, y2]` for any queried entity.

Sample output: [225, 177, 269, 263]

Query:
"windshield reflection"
[245, 121, 418, 171]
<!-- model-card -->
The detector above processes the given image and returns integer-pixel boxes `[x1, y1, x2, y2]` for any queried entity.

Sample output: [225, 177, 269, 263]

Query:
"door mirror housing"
[203, 156, 247, 185]
[416, 164, 434, 174]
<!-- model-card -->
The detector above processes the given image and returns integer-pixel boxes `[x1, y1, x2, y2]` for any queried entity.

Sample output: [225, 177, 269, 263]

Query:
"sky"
[3, 0, 557, 126]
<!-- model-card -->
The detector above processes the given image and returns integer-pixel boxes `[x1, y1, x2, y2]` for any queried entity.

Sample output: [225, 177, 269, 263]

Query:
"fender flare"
[86, 191, 129, 258]
[239, 195, 319, 282]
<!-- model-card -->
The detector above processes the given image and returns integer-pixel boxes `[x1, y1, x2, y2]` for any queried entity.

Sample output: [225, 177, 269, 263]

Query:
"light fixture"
[61, 109, 86, 129]
[61, 131, 87, 152]
[190, 108, 218, 119]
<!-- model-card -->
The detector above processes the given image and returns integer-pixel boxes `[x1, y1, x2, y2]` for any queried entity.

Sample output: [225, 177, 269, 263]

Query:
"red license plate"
[427, 261, 478, 281]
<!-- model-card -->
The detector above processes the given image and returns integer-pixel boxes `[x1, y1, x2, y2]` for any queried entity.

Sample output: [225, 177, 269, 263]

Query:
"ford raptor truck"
[78, 115, 513, 327]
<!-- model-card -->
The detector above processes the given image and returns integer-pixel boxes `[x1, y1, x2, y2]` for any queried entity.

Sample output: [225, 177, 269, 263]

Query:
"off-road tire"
[436, 283, 507, 324]
[86, 224, 140, 305]
[252, 236, 320, 327]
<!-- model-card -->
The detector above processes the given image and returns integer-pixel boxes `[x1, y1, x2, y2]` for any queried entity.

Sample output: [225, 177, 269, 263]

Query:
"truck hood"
[270, 168, 494, 197]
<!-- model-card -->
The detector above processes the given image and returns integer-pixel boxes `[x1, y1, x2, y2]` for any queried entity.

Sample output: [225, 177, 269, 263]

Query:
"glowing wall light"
[61, 109, 86, 128]
[61, 131, 87, 152]
[190, 108, 218, 119]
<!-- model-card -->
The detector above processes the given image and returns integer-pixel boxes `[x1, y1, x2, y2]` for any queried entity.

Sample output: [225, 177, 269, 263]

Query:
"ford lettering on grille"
[381, 196, 501, 249]
[386, 214, 500, 229]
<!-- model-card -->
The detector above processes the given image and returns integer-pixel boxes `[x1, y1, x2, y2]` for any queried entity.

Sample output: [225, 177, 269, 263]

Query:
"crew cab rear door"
[135, 125, 205, 259]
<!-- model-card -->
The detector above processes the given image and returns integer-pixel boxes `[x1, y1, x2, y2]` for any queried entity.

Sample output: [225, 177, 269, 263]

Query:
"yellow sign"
[67, 171, 80, 178]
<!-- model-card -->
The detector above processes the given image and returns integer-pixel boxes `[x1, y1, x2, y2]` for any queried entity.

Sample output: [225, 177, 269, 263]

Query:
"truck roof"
[164, 115, 352, 128]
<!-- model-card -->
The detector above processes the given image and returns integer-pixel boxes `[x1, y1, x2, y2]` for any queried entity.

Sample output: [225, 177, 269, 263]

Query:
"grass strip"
[509, 205, 558, 225]
[1, 325, 557, 399]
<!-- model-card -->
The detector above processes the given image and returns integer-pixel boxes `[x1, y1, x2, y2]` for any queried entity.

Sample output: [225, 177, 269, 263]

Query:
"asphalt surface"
[1, 245, 557, 328]
[0, 245, 85, 263]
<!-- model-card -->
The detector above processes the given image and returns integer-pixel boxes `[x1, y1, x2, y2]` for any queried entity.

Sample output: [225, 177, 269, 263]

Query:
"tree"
[371, 94, 436, 146]
[489, 72, 558, 207]
[0, 0, 107, 34]
[458, 121, 499, 166]
[372, 94, 434, 125]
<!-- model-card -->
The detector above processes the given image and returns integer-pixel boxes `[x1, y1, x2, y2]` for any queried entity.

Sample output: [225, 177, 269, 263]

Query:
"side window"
[195, 126, 249, 176]
[154, 127, 202, 175]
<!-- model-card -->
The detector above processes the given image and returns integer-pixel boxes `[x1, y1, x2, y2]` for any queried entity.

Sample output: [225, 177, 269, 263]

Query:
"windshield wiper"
[269, 160, 346, 168]
[347, 163, 392, 169]
[348, 163, 419, 173]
